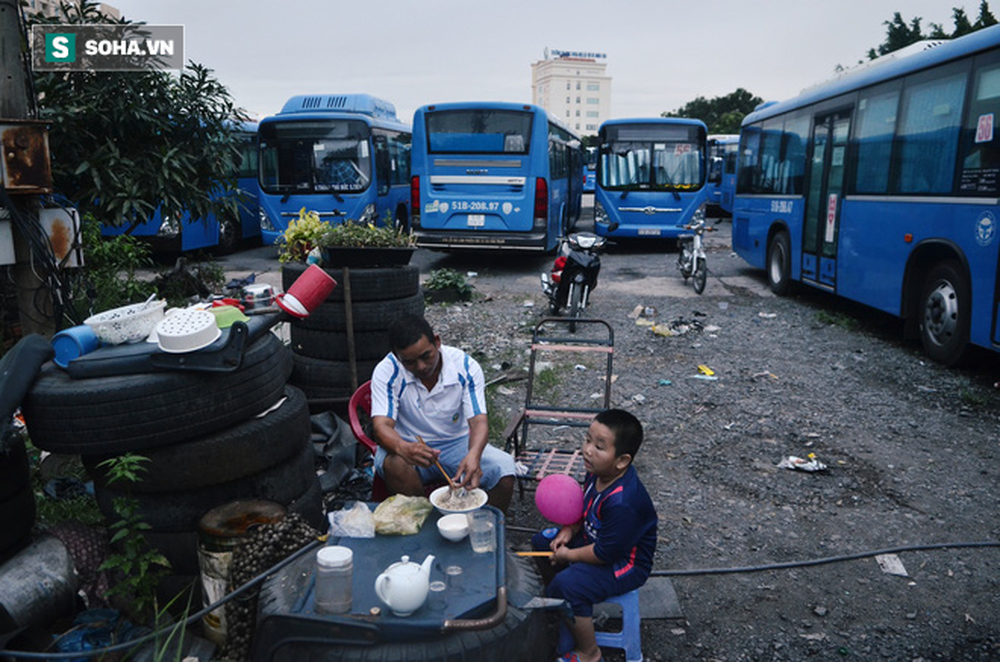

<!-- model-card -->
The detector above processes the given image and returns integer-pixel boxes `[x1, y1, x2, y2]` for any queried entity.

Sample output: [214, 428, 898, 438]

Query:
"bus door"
[802, 111, 851, 289]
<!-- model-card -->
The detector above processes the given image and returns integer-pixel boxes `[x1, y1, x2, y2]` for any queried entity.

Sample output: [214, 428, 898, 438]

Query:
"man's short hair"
[595, 409, 643, 458]
[388, 313, 435, 351]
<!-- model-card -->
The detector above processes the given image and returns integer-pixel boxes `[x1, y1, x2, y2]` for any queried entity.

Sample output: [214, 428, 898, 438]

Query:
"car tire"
[766, 230, 792, 296]
[293, 293, 424, 332]
[22, 333, 292, 455]
[92, 439, 316, 532]
[919, 261, 971, 366]
[82, 386, 310, 493]
[289, 327, 390, 362]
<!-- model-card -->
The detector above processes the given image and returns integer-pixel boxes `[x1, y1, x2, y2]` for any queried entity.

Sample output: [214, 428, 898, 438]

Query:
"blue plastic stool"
[594, 588, 642, 662]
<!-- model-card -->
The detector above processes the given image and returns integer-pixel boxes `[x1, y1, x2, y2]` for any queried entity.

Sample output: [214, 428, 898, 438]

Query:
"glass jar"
[315, 545, 353, 614]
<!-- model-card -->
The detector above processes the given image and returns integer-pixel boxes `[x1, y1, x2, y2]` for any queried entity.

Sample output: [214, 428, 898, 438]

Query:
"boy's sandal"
[555, 653, 604, 662]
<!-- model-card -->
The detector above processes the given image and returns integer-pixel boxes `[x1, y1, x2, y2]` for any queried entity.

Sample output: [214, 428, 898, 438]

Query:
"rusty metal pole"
[0, 0, 53, 337]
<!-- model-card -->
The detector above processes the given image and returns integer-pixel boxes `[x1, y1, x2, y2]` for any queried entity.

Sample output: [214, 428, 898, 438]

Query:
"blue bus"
[584, 146, 597, 193]
[707, 134, 739, 216]
[733, 28, 1000, 365]
[102, 120, 261, 253]
[410, 102, 583, 251]
[257, 94, 411, 245]
[593, 118, 709, 239]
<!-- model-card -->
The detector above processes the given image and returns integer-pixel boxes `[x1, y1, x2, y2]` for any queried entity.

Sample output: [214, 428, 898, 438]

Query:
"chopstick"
[417, 435, 458, 489]
[514, 551, 554, 557]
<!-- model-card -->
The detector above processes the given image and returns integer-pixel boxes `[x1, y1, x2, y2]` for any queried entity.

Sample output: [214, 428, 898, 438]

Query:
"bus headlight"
[359, 203, 377, 224]
[258, 207, 277, 232]
[594, 201, 609, 226]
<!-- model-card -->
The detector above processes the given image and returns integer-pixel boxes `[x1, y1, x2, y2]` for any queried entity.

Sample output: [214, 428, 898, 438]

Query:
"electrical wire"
[649, 540, 1000, 576]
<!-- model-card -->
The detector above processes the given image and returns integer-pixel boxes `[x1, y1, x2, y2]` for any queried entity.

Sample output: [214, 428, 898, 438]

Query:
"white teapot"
[374, 554, 435, 617]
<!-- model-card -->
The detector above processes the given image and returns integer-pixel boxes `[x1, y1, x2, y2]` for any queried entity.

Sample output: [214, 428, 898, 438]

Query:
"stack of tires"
[282, 263, 423, 410]
[21, 332, 324, 604]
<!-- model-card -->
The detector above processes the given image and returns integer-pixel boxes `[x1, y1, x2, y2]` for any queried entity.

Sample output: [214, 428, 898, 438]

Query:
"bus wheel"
[767, 231, 792, 295]
[919, 261, 970, 366]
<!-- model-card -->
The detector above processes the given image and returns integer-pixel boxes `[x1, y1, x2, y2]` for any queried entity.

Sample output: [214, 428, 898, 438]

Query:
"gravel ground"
[416, 224, 1000, 662]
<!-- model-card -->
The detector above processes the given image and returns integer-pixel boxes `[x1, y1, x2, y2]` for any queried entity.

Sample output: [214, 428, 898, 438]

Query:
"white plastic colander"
[84, 300, 166, 345]
[154, 309, 221, 353]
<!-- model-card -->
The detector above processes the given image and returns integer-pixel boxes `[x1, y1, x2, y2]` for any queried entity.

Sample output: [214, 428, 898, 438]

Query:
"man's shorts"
[374, 436, 516, 490]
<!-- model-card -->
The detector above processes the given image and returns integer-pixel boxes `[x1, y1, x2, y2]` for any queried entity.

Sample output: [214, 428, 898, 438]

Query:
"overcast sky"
[111, 0, 969, 123]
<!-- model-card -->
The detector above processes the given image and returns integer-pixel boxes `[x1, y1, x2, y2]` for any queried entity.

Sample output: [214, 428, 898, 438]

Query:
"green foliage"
[866, 3, 997, 59]
[27, 440, 104, 530]
[662, 88, 763, 134]
[277, 209, 413, 263]
[78, 214, 156, 315]
[323, 218, 414, 248]
[424, 268, 473, 298]
[95, 454, 170, 620]
[29, 1, 247, 230]
[276, 208, 329, 263]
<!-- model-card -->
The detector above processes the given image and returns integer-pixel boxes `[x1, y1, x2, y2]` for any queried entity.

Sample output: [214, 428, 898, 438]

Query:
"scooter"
[540, 224, 616, 332]
[676, 217, 716, 294]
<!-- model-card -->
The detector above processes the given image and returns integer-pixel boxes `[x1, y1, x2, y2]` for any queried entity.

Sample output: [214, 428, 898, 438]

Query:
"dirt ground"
[415, 223, 1000, 662]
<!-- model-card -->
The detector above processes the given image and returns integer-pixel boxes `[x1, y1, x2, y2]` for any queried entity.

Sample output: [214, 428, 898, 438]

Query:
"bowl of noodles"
[430, 486, 488, 515]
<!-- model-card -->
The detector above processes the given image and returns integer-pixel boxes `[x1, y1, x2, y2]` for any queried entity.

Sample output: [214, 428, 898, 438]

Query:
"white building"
[531, 49, 611, 137]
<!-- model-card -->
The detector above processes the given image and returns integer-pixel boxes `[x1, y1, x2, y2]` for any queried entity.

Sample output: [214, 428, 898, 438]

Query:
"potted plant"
[277, 209, 415, 267]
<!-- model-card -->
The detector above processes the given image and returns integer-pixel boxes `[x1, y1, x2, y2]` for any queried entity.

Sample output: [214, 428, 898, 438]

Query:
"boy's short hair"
[595, 409, 643, 459]
[388, 313, 435, 351]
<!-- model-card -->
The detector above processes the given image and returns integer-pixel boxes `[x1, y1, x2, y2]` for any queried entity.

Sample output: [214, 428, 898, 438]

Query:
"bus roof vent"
[799, 39, 949, 94]
[279, 94, 399, 121]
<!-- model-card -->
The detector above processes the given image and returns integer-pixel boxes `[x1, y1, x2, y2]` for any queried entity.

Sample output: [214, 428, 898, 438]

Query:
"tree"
[29, 1, 247, 230]
[662, 88, 763, 134]
[868, 2, 998, 59]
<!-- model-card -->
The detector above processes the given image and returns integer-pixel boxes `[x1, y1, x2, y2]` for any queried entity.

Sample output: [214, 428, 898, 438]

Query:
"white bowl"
[436, 513, 470, 542]
[429, 486, 488, 515]
[154, 309, 221, 353]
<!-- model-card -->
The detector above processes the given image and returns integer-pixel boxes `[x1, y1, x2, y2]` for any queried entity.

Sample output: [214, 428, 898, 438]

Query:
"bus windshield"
[600, 125, 704, 190]
[585, 146, 597, 171]
[425, 109, 533, 154]
[259, 120, 372, 194]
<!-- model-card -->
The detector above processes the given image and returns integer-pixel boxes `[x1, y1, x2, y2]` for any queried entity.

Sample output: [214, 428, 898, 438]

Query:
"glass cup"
[428, 580, 446, 611]
[445, 564, 463, 593]
[468, 510, 496, 553]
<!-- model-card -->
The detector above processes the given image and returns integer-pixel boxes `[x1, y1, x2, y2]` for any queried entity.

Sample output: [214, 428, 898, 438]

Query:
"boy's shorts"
[531, 528, 644, 618]
[374, 436, 516, 490]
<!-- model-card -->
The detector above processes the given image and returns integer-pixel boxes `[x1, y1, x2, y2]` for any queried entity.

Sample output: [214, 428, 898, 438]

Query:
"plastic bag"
[328, 501, 375, 538]
[373, 495, 433, 536]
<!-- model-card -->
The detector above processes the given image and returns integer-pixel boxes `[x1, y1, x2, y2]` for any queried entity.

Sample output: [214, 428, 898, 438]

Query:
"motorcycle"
[540, 224, 616, 331]
[676, 217, 716, 294]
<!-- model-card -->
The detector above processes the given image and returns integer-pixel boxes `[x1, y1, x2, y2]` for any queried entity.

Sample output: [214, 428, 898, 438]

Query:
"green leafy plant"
[77, 214, 156, 316]
[277, 209, 414, 263]
[424, 268, 473, 302]
[96, 454, 170, 620]
[322, 218, 414, 248]
[276, 208, 330, 263]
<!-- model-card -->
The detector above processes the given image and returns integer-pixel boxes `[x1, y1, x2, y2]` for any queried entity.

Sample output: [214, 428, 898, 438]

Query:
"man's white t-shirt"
[370, 344, 485, 444]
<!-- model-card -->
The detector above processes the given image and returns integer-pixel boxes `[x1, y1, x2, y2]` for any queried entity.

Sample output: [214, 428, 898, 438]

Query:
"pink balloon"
[535, 474, 584, 525]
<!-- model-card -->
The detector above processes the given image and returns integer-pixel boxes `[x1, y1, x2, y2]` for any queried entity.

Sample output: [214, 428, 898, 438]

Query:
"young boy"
[532, 409, 658, 662]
